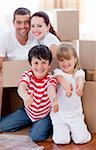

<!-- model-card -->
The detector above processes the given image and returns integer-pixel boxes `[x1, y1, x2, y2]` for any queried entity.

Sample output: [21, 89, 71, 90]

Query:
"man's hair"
[28, 44, 52, 66]
[13, 7, 31, 20]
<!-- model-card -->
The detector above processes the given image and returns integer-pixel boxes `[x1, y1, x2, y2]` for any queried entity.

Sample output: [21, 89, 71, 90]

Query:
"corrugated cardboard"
[85, 70, 96, 81]
[2, 58, 59, 88]
[51, 9, 79, 41]
[3, 60, 30, 87]
[82, 81, 96, 133]
[79, 40, 96, 70]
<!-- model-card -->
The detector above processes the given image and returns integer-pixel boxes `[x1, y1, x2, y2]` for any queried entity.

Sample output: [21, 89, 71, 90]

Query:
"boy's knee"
[29, 131, 49, 141]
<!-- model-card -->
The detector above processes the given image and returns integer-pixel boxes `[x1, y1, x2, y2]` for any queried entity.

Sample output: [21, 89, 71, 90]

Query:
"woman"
[30, 11, 61, 57]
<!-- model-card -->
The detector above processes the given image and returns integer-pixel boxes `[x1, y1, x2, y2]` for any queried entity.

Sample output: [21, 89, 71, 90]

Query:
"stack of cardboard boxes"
[79, 40, 96, 132]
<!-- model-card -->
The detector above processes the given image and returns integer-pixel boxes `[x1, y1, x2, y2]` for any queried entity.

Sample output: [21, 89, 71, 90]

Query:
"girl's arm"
[56, 75, 73, 97]
[47, 84, 59, 113]
[18, 82, 33, 107]
[76, 76, 85, 96]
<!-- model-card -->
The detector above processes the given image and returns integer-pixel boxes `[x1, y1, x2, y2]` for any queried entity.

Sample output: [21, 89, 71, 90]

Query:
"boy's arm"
[47, 84, 59, 113]
[18, 82, 33, 107]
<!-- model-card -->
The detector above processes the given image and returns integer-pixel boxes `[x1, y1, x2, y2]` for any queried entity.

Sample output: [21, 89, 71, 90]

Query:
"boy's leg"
[0, 107, 31, 132]
[29, 114, 52, 141]
[70, 113, 91, 144]
[0, 72, 3, 116]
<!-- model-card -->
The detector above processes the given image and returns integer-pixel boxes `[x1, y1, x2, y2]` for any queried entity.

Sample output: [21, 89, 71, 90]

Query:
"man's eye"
[31, 25, 35, 27]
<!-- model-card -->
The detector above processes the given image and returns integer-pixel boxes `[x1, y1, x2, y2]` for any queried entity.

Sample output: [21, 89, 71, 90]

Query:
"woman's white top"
[32, 32, 61, 47]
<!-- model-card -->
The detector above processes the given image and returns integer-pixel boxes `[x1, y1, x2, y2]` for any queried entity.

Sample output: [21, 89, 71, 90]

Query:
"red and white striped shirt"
[19, 69, 57, 122]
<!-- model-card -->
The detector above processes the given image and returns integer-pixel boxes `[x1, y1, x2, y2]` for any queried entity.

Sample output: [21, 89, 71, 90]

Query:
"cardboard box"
[51, 9, 79, 41]
[82, 81, 96, 133]
[79, 40, 96, 70]
[85, 70, 96, 81]
[2, 58, 59, 88]
[3, 60, 30, 87]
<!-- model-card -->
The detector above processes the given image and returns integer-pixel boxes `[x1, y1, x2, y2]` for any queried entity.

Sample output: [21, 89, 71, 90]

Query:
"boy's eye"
[34, 62, 38, 65]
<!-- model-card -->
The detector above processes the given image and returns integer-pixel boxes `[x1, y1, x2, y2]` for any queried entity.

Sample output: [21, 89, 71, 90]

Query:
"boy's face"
[31, 57, 50, 79]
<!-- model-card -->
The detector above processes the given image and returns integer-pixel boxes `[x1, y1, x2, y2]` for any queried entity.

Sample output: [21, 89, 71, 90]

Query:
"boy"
[0, 45, 59, 141]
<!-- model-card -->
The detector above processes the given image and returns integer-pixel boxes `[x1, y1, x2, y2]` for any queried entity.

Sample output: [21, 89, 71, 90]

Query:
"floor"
[1, 127, 96, 150]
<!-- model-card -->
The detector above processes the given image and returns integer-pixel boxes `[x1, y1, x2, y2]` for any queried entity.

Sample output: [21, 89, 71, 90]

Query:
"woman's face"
[31, 16, 50, 40]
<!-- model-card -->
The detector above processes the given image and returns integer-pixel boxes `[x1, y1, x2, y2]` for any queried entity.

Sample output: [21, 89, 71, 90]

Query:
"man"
[0, 7, 33, 115]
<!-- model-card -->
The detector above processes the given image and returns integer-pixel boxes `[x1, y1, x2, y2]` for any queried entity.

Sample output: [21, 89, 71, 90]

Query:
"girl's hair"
[56, 42, 81, 72]
[31, 11, 61, 41]
[28, 44, 52, 66]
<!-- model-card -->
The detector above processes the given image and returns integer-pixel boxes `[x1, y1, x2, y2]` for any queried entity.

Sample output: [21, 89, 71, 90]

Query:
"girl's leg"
[70, 113, 91, 144]
[0, 107, 31, 132]
[29, 114, 52, 141]
[52, 120, 70, 144]
[50, 112, 71, 144]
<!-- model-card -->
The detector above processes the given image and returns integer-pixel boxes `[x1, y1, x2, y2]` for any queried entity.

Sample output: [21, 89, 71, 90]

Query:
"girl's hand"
[52, 98, 59, 113]
[76, 77, 84, 97]
[23, 94, 34, 107]
[66, 83, 73, 97]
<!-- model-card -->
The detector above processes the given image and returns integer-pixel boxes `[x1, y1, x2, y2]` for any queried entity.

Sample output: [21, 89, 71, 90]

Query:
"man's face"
[13, 14, 30, 38]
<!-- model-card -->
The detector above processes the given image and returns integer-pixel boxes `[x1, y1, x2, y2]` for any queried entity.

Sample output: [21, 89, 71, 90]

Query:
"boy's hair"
[28, 44, 52, 65]
[56, 42, 81, 71]
[31, 11, 61, 41]
[13, 7, 31, 20]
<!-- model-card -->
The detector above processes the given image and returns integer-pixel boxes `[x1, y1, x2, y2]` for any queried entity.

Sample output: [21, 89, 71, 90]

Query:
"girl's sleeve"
[54, 68, 64, 77]
[75, 69, 85, 79]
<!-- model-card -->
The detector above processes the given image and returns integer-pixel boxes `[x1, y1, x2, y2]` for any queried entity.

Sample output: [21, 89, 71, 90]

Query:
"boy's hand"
[23, 94, 34, 107]
[76, 77, 84, 97]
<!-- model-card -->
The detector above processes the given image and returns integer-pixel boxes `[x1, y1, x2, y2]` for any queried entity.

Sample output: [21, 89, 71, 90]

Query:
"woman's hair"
[13, 7, 31, 21]
[31, 11, 61, 41]
[28, 44, 52, 66]
[56, 42, 81, 72]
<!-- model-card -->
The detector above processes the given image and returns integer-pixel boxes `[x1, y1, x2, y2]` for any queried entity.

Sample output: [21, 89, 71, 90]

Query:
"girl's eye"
[37, 25, 42, 27]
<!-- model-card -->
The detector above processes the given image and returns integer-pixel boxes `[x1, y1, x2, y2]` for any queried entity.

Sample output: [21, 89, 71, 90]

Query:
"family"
[0, 7, 91, 144]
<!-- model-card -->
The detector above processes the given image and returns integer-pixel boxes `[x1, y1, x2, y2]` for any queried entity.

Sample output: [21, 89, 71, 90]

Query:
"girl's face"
[31, 16, 50, 40]
[58, 56, 77, 74]
[31, 57, 50, 79]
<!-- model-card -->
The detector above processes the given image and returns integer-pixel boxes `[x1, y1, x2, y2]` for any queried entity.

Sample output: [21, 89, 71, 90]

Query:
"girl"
[30, 11, 61, 57]
[50, 42, 91, 144]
